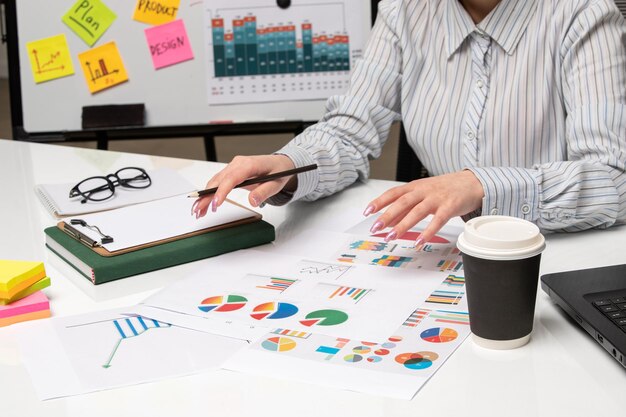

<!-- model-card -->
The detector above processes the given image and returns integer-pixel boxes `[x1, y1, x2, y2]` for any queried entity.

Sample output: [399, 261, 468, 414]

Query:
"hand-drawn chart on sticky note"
[26, 34, 75, 83]
[78, 41, 129, 93]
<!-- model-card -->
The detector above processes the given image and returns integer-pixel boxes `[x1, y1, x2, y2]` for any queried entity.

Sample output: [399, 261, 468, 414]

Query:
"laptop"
[541, 263, 626, 368]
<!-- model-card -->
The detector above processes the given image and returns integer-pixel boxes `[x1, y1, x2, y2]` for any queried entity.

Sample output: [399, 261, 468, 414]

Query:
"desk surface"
[1, 139, 625, 417]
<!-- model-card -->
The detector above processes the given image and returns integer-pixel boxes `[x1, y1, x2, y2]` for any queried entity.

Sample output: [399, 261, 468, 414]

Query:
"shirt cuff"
[466, 167, 540, 222]
[264, 145, 319, 206]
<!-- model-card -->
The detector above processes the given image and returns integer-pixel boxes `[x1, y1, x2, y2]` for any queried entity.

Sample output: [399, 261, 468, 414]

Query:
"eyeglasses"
[69, 167, 152, 204]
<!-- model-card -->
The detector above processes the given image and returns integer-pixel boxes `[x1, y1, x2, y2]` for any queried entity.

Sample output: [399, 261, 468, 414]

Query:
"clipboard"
[58, 198, 262, 257]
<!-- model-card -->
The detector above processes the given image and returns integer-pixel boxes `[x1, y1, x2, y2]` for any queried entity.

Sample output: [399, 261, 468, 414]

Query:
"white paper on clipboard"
[62, 195, 259, 252]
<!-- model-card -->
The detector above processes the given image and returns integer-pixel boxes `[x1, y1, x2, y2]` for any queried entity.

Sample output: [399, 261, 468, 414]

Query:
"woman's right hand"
[192, 154, 296, 218]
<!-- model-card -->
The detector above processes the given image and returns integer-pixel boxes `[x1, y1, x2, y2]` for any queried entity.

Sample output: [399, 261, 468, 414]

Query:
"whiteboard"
[15, 0, 371, 133]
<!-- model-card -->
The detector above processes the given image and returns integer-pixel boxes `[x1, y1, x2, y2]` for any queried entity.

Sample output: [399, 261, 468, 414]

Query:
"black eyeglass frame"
[69, 167, 152, 204]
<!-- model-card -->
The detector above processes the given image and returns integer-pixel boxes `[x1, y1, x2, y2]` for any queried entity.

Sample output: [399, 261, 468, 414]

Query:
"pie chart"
[250, 302, 298, 320]
[395, 351, 437, 370]
[352, 346, 372, 354]
[198, 295, 247, 312]
[299, 309, 349, 327]
[343, 354, 363, 363]
[420, 327, 458, 343]
[261, 336, 297, 352]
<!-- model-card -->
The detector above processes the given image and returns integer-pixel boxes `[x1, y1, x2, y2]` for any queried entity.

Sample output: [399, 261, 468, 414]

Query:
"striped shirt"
[277, 0, 626, 232]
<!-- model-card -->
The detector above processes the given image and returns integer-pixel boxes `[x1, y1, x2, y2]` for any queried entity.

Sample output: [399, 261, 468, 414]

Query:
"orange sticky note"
[26, 34, 75, 83]
[78, 41, 129, 93]
[133, 0, 180, 25]
[0, 291, 51, 327]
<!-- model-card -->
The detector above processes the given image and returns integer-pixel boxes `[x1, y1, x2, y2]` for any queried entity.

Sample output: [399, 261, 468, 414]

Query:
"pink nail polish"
[415, 238, 424, 248]
[211, 198, 218, 212]
[363, 205, 374, 216]
[385, 231, 397, 242]
[370, 221, 384, 234]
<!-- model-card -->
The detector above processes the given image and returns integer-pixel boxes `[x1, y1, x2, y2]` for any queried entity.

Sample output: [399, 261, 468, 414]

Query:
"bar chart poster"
[204, 0, 370, 104]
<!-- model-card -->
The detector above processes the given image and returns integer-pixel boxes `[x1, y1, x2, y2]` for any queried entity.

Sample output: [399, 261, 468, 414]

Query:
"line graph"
[297, 260, 352, 280]
[26, 34, 74, 83]
[32, 50, 65, 74]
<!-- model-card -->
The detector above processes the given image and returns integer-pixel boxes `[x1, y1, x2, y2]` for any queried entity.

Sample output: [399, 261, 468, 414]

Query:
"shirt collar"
[445, 0, 538, 57]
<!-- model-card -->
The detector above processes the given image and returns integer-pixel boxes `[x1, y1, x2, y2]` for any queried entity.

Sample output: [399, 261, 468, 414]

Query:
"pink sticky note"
[0, 291, 49, 319]
[145, 19, 193, 70]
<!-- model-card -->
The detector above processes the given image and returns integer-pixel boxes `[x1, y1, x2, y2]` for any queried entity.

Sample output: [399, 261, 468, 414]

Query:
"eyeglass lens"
[71, 167, 151, 203]
[115, 167, 151, 189]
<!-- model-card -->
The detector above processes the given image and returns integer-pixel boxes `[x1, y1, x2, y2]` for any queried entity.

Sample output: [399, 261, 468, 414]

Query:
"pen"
[188, 164, 318, 198]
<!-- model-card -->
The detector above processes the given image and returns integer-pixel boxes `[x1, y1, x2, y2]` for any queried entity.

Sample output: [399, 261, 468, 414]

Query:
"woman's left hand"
[364, 170, 484, 244]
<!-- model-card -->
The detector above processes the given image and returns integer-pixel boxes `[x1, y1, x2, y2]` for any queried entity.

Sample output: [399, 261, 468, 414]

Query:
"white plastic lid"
[457, 216, 545, 260]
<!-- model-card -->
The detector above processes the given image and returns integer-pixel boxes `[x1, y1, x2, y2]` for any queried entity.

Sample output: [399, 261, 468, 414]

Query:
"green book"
[44, 221, 275, 285]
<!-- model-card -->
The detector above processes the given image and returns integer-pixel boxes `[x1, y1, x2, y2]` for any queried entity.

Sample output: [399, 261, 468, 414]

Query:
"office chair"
[395, 124, 428, 182]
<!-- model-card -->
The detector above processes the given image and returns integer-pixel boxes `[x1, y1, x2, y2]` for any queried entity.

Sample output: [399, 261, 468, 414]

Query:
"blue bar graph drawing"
[103, 317, 171, 368]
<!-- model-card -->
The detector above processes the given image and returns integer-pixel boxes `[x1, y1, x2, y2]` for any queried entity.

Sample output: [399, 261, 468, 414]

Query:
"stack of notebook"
[0, 260, 51, 327]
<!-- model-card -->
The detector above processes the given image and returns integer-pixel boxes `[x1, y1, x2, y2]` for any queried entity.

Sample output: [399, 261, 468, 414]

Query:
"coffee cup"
[457, 215, 545, 349]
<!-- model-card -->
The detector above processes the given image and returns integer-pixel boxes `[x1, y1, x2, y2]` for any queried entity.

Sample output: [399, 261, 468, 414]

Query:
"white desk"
[1, 139, 625, 417]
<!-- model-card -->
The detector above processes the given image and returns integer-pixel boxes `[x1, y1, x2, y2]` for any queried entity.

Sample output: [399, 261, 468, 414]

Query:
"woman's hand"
[192, 154, 296, 218]
[364, 170, 484, 243]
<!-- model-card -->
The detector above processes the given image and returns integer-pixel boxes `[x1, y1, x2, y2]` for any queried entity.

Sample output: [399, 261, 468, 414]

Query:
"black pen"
[187, 164, 318, 198]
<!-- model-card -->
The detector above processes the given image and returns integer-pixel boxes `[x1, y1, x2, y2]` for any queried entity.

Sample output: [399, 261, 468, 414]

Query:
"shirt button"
[476, 79, 484, 88]
[521, 204, 531, 214]
[490, 208, 499, 215]
[467, 131, 475, 139]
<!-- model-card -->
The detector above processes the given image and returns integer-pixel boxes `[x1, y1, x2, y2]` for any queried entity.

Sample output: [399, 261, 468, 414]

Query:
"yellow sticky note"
[0, 260, 46, 299]
[25, 34, 75, 83]
[62, 0, 117, 47]
[133, 0, 180, 26]
[78, 41, 129, 93]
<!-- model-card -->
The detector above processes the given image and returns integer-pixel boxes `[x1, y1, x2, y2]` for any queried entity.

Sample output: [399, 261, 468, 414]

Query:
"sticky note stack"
[0, 260, 51, 327]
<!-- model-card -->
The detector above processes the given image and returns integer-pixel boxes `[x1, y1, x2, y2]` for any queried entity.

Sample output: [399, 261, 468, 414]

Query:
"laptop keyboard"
[593, 296, 626, 332]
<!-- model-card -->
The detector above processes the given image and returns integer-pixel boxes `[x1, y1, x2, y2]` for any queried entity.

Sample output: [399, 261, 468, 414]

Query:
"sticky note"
[25, 34, 75, 83]
[145, 19, 194, 69]
[78, 41, 129, 93]
[0, 260, 46, 299]
[1, 276, 51, 306]
[62, 0, 117, 46]
[0, 291, 51, 327]
[133, 0, 180, 26]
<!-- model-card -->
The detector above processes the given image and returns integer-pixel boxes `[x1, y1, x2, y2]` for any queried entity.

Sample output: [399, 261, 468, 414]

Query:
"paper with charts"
[204, 0, 370, 104]
[13, 308, 246, 399]
[139, 218, 471, 399]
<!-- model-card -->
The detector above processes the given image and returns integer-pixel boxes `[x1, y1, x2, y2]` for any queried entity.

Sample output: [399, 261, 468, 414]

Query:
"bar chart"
[204, 0, 370, 105]
[211, 17, 350, 77]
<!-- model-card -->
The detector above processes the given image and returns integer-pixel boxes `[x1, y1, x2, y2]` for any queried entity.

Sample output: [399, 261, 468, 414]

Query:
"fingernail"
[384, 230, 397, 242]
[211, 198, 218, 212]
[363, 205, 374, 216]
[415, 238, 424, 247]
[370, 221, 384, 234]
[250, 195, 260, 207]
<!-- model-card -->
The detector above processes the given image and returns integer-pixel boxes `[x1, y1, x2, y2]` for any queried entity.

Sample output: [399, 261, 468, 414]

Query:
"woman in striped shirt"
[195, 0, 626, 244]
